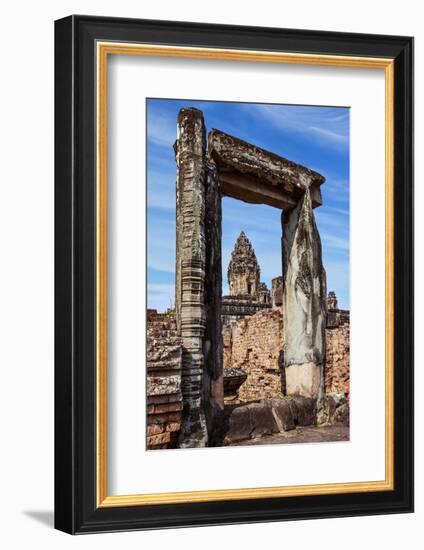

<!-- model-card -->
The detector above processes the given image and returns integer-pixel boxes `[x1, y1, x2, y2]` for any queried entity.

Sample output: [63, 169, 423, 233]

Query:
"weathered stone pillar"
[203, 156, 224, 438]
[175, 108, 208, 447]
[282, 189, 327, 408]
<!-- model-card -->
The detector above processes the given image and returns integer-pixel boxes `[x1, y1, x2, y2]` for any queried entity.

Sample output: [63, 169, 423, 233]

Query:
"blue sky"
[147, 98, 350, 312]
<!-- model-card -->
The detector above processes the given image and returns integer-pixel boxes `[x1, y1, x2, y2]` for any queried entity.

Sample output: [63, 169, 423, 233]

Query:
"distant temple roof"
[228, 231, 260, 278]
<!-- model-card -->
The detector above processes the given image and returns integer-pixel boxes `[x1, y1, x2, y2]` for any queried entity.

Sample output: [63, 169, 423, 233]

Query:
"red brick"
[165, 422, 181, 433]
[147, 423, 164, 436]
[147, 432, 171, 446]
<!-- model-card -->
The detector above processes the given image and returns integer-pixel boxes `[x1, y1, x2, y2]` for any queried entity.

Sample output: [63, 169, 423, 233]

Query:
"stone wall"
[325, 323, 350, 396]
[221, 295, 271, 325]
[223, 308, 285, 401]
[223, 306, 350, 403]
[147, 310, 183, 450]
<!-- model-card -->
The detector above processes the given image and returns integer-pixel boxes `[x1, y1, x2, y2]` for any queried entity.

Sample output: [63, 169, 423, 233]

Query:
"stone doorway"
[174, 107, 327, 447]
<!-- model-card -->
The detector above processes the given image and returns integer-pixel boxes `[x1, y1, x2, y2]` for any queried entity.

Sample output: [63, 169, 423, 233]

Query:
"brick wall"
[147, 307, 350, 447]
[324, 323, 350, 396]
[146, 310, 182, 449]
[223, 308, 285, 401]
[223, 307, 350, 402]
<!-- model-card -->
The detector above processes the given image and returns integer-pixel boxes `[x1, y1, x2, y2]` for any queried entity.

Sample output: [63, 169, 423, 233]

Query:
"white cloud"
[320, 231, 350, 252]
[315, 212, 349, 233]
[247, 104, 349, 150]
[309, 125, 348, 145]
[325, 205, 350, 216]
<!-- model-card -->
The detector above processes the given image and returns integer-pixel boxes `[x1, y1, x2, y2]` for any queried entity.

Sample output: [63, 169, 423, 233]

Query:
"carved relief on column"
[203, 156, 224, 437]
[283, 188, 327, 408]
[175, 108, 208, 447]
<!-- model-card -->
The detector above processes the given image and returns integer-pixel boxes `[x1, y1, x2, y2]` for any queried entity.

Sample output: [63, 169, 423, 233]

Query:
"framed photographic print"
[54, 15, 413, 533]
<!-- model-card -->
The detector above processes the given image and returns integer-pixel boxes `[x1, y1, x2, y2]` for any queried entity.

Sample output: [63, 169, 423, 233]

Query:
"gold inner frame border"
[96, 41, 394, 508]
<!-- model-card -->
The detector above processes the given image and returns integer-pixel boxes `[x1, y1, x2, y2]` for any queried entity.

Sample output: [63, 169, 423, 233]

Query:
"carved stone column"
[175, 108, 208, 447]
[203, 156, 224, 437]
[283, 188, 327, 408]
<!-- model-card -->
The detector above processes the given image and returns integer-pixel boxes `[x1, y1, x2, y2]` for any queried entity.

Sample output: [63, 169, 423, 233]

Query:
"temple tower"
[228, 231, 260, 298]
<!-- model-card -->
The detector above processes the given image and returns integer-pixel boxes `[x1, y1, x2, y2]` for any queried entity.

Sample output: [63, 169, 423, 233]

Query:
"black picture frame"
[55, 15, 414, 534]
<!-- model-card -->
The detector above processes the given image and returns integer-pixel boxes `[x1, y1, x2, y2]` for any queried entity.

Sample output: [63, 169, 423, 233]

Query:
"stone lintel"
[208, 129, 324, 209]
[219, 171, 298, 210]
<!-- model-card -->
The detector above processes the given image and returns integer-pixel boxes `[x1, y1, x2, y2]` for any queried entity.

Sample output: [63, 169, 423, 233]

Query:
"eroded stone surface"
[175, 108, 208, 447]
[224, 405, 253, 443]
[146, 310, 183, 450]
[208, 129, 325, 209]
[223, 401, 279, 444]
[223, 396, 317, 445]
[203, 157, 224, 435]
[283, 189, 327, 406]
[325, 323, 350, 396]
[270, 397, 296, 431]
[317, 393, 349, 426]
[223, 368, 248, 403]
[285, 362, 322, 399]
[230, 425, 349, 446]
[333, 402, 349, 426]
[287, 395, 317, 426]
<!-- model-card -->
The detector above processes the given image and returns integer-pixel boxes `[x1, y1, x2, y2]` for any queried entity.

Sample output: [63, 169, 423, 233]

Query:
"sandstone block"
[150, 401, 183, 415]
[224, 401, 280, 444]
[147, 375, 180, 397]
[166, 422, 182, 432]
[288, 395, 317, 426]
[285, 362, 322, 399]
[224, 405, 253, 443]
[147, 432, 171, 447]
[149, 411, 182, 424]
[270, 398, 295, 431]
[248, 402, 279, 439]
[333, 402, 349, 426]
[326, 392, 346, 419]
[147, 393, 182, 405]
[147, 423, 164, 436]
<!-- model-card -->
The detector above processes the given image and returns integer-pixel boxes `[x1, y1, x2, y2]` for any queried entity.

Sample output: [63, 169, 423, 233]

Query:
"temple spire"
[228, 231, 260, 297]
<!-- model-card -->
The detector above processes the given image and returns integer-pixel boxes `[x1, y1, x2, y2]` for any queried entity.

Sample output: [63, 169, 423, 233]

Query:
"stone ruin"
[146, 288, 350, 449]
[147, 107, 349, 449]
[222, 285, 350, 401]
[221, 232, 271, 325]
[146, 310, 183, 449]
